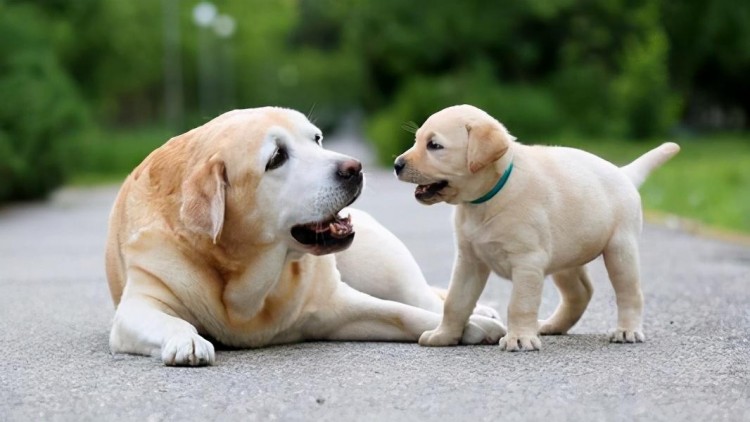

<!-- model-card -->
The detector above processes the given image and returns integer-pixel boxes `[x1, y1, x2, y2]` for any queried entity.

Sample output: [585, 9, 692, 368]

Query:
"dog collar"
[468, 160, 514, 204]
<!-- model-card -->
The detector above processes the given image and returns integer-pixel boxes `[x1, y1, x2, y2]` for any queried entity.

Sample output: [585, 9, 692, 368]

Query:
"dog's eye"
[426, 140, 443, 150]
[266, 147, 288, 171]
[314, 134, 322, 145]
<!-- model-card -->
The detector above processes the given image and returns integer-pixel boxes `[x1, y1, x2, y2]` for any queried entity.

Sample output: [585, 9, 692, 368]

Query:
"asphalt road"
[1, 138, 749, 421]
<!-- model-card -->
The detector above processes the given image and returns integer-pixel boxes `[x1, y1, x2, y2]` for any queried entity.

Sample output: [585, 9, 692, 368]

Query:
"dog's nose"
[394, 157, 406, 175]
[337, 159, 362, 180]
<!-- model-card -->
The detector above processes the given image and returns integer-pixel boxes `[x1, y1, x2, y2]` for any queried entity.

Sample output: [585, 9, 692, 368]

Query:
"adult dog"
[394, 104, 679, 351]
[105, 107, 504, 366]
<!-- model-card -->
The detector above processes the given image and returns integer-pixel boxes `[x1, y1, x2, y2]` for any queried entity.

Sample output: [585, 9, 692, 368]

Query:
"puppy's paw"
[499, 332, 541, 352]
[162, 332, 216, 366]
[538, 319, 568, 335]
[473, 303, 501, 320]
[462, 315, 506, 345]
[418, 327, 461, 347]
[609, 328, 645, 343]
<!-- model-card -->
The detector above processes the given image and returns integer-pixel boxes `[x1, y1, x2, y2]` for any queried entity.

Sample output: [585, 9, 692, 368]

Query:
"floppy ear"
[180, 158, 227, 244]
[466, 122, 511, 174]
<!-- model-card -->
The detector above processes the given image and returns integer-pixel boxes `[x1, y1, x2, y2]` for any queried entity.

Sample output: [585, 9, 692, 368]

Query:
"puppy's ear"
[180, 157, 228, 244]
[466, 123, 511, 174]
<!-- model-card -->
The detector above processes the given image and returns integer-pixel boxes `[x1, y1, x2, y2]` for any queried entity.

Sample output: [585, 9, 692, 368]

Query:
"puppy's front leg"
[419, 253, 499, 347]
[500, 266, 544, 352]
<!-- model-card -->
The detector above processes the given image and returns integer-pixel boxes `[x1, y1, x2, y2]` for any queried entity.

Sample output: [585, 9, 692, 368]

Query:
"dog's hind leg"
[603, 233, 645, 343]
[303, 282, 505, 345]
[539, 266, 593, 335]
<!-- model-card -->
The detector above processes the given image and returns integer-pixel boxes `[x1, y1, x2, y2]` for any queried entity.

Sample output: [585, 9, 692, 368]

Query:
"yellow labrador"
[394, 104, 679, 351]
[105, 107, 504, 366]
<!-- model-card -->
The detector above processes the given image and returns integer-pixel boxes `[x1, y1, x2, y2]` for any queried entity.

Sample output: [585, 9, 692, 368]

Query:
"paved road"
[1, 138, 749, 421]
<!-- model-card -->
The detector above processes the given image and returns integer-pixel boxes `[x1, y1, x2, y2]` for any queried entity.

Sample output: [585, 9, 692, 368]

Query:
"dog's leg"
[110, 269, 215, 366]
[500, 266, 544, 351]
[603, 234, 645, 343]
[336, 209, 499, 319]
[306, 282, 504, 345]
[419, 257, 501, 346]
[110, 297, 216, 366]
[539, 266, 594, 335]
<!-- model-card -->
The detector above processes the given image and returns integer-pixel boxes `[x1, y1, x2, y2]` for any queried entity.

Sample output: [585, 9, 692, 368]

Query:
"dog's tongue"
[329, 214, 353, 238]
[308, 213, 353, 239]
[415, 181, 447, 196]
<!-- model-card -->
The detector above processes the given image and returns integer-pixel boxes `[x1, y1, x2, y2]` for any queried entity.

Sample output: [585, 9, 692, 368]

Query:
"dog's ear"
[180, 157, 228, 244]
[466, 122, 511, 174]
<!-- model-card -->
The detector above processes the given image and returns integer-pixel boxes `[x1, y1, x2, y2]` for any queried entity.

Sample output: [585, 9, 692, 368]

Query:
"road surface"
[1, 138, 748, 421]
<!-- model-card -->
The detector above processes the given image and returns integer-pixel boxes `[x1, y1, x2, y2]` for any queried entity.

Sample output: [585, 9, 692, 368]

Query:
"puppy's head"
[393, 105, 514, 205]
[179, 107, 363, 256]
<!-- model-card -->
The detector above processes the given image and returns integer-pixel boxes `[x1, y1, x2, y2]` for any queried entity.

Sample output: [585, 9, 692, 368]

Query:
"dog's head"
[393, 105, 514, 205]
[177, 107, 362, 256]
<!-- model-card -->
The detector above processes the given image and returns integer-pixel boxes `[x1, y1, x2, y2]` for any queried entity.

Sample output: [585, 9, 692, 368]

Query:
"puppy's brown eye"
[426, 140, 443, 150]
[314, 134, 322, 144]
[266, 147, 288, 171]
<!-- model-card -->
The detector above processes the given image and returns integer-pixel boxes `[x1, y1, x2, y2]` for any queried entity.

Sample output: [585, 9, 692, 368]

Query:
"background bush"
[0, 0, 748, 201]
[0, 3, 90, 201]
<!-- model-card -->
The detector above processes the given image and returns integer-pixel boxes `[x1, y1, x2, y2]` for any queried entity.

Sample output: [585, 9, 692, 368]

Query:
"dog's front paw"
[462, 315, 506, 345]
[499, 332, 541, 352]
[162, 332, 216, 366]
[418, 327, 461, 347]
[609, 328, 645, 343]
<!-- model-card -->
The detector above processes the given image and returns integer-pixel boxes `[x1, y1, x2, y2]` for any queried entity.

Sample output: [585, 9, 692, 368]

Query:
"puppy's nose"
[337, 159, 362, 180]
[394, 157, 406, 175]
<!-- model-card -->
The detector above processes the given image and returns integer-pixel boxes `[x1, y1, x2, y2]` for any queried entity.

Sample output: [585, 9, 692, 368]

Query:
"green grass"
[71, 126, 175, 185]
[552, 134, 750, 234]
[71, 127, 750, 234]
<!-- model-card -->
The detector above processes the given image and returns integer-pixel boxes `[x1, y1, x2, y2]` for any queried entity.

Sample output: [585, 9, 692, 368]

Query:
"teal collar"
[468, 161, 514, 204]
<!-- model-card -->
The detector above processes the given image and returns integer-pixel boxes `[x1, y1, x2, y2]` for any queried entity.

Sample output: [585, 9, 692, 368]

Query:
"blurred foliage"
[0, 2, 91, 201]
[0, 0, 748, 201]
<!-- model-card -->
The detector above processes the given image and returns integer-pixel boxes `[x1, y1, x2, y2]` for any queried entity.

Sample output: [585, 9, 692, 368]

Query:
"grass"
[71, 126, 175, 186]
[70, 127, 750, 234]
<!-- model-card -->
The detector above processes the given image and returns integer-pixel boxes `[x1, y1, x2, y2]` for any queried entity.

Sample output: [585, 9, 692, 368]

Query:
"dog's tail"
[621, 142, 680, 188]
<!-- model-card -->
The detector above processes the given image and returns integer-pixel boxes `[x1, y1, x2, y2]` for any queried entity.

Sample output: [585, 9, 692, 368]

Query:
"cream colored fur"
[394, 104, 680, 351]
[106, 107, 504, 366]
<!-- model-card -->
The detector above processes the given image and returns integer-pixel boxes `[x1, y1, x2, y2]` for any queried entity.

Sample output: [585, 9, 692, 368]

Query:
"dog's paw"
[462, 315, 506, 345]
[473, 303, 501, 320]
[418, 327, 461, 347]
[499, 332, 541, 352]
[538, 319, 568, 335]
[162, 332, 216, 366]
[609, 328, 645, 343]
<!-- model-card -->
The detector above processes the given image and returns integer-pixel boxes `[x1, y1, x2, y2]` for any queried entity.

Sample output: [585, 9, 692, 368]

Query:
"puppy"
[105, 107, 504, 366]
[394, 104, 679, 351]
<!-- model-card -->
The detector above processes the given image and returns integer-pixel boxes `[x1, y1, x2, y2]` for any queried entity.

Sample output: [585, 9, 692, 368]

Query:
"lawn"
[71, 126, 176, 186]
[72, 127, 750, 234]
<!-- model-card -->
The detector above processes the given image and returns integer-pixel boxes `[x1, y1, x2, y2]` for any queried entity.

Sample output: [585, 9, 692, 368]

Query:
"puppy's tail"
[621, 142, 680, 188]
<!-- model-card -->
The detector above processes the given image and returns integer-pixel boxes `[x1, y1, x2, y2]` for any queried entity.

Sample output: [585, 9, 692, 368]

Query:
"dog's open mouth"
[291, 213, 355, 254]
[415, 180, 448, 201]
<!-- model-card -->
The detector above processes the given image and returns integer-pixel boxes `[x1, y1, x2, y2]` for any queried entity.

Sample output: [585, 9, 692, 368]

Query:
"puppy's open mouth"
[415, 180, 448, 201]
[291, 213, 355, 254]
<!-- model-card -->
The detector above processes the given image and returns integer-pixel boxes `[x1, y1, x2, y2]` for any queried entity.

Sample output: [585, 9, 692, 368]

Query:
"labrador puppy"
[394, 104, 679, 351]
[105, 107, 505, 366]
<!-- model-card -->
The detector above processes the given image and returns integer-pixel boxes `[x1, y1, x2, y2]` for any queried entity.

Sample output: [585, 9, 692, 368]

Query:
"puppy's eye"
[314, 134, 322, 145]
[266, 147, 288, 171]
[426, 140, 443, 150]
